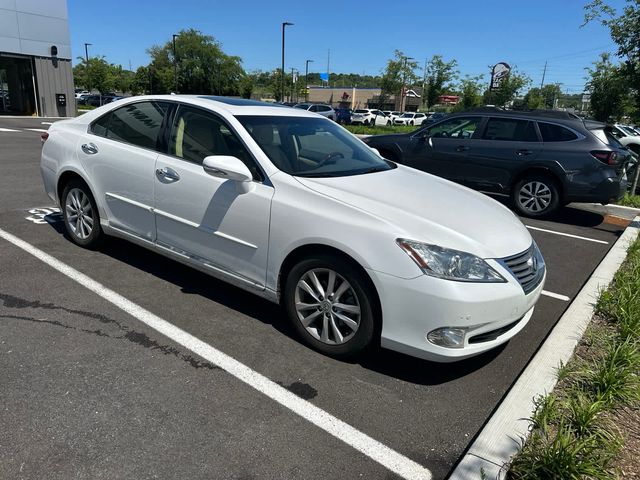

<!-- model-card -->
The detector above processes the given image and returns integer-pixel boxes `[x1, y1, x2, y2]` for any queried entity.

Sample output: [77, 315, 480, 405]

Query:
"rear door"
[464, 117, 542, 192]
[79, 100, 169, 241]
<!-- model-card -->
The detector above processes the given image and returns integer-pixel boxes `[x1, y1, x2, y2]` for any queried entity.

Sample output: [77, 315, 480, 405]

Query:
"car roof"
[452, 107, 601, 129]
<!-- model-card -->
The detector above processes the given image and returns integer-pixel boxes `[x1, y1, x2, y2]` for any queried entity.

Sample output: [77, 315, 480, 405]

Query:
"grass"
[343, 124, 417, 135]
[506, 237, 640, 479]
[617, 193, 640, 208]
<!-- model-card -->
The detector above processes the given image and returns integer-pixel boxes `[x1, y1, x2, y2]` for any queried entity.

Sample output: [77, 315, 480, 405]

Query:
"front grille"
[499, 244, 545, 294]
[468, 318, 522, 344]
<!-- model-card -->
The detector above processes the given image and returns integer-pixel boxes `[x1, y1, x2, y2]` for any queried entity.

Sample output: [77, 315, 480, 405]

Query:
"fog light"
[427, 327, 467, 348]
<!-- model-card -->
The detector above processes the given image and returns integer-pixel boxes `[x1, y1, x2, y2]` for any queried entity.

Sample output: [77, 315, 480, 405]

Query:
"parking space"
[0, 118, 630, 480]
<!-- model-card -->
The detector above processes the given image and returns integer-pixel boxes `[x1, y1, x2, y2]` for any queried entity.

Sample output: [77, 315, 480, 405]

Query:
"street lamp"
[281, 22, 293, 102]
[305, 59, 313, 102]
[401, 56, 414, 112]
[172, 34, 179, 93]
[84, 43, 92, 93]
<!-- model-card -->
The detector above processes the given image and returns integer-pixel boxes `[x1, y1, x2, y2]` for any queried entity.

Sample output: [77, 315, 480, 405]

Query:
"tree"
[483, 69, 530, 107]
[423, 55, 458, 108]
[72, 56, 115, 94]
[586, 53, 629, 121]
[584, 0, 640, 119]
[379, 50, 418, 109]
[523, 84, 562, 109]
[147, 29, 245, 95]
[454, 75, 485, 111]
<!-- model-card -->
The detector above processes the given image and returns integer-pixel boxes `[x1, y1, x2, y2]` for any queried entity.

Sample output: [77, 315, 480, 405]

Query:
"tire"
[511, 174, 560, 218]
[409, 121, 414, 126]
[283, 254, 378, 359]
[61, 179, 104, 248]
[386, 120, 391, 126]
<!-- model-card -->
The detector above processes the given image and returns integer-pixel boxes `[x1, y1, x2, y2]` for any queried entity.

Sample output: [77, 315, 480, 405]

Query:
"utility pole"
[290, 67, 295, 103]
[172, 34, 179, 93]
[281, 22, 293, 102]
[421, 57, 428, 110]
[305, 59, 313, 102]
[400, 56, 414, 112]
[540, 61, 547, 89]
[326, 49, 330, 87]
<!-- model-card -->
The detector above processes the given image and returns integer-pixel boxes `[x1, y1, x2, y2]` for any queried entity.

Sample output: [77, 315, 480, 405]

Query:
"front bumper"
[368, 262, 545, 362]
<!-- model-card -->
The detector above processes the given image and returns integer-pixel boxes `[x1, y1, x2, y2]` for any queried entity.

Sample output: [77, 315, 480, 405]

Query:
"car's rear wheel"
[284, 255, 377, 359]
[511, 174, 560, 217]
[62, 180, 104, 248]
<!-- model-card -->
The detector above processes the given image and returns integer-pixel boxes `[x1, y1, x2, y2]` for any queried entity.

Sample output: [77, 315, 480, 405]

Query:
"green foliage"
[482, 69, 530, 107]
[147, 28, 245, 95]
[586, 53, 630, 121]
[523, 84, 562, 110]
[584, 0, 640, 121]
[344, 124, 416, 135]
[423, 55, 458, 108]
[380, 50, 419, 106]
[72, 56, 130, 94]
[617, 193, 640, 209]
[453, 75, 485, 111]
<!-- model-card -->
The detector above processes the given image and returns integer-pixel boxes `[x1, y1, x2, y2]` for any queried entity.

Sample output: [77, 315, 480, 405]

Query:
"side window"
[538, 122, 579, 142]
[309, 105, 319, 112]
[90, 112, 111, 137]
[428, 117, 482, 139]
[106, 101, 168, 150]
[170, 105, 260, 179]
[320, 106, 331, 112]
[483, 118, 539, 142]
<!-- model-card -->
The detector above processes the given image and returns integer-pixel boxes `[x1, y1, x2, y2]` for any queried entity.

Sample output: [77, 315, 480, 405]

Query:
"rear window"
[538, 122, 578, 142]
[354, 109, 368, 114]
[483, 118, 538, 142]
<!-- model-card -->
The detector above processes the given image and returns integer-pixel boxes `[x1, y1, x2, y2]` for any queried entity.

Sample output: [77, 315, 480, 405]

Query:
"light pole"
[281, 22, 293, 102]
[172, 34, 179, 93]
[84, 43, 92, 92]
[305, 59, 313, 102]
[421, 57, 428, 109]
[401, 56, 414, 112]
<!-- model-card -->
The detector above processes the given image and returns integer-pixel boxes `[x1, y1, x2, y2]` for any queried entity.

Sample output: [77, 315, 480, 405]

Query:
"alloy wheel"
[518, 181, 552, 214]
[294, 268, 361, 345]
[65, 188, 94, 239]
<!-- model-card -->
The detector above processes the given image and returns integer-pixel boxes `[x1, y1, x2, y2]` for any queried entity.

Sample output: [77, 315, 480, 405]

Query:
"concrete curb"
[449, 215, 640, 480]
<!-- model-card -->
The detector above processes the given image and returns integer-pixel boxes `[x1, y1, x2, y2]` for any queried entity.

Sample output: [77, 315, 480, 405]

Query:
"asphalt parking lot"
[0, 116, 632, 480]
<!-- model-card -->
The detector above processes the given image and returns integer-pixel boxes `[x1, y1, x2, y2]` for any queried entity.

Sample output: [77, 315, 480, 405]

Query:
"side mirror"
[202, 156, 252, 183]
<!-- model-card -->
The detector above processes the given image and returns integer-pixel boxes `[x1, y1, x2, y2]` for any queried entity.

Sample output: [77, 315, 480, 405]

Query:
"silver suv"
[293, 103, 336, 121]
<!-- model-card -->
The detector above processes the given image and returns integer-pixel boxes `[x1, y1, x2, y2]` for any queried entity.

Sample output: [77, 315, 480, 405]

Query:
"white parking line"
[0, 226, 431, 480]
[24, 128, 48, 133]
[525, 225, 609, 244]
[541, 290, 570, 302]
[0, 127, 20, 132]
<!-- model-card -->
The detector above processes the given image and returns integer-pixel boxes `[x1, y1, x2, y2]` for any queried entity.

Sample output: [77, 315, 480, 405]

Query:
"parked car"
[334, 107, 352, 124]
[75, 89, 89, 99]
[293, 103, 336, 121]
[364, 109, 630, 217]
[40, 95, 545, 362]
[394, 112, 428, 126]
[383, 111, 402, 122]
[350, 109, 389, 126]
[609, 124, 640, 155]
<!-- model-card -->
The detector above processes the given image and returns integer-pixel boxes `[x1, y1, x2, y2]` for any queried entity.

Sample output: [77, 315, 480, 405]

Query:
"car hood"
[295, 165, 531, 259]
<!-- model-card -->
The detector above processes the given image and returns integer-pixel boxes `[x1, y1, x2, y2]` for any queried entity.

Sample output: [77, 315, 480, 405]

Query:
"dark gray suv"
[363, 110, 629, 217]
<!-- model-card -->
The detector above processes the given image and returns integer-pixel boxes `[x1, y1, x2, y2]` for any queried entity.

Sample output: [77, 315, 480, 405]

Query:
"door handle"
[156, 167, 180, 181]
[516, 149, 533, 156]
[455, 145, 470, 152]
[81, 143, 98, 155]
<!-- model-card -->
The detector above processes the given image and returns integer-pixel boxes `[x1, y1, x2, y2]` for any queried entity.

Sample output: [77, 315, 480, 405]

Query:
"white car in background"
[383, 111, 402, 123]
[40, 95, 545, 362]
[610, 124, 640, 154]
[394, 112, 428, 126]
[350, 109, 389, 126]
[293, 103, 336, 121]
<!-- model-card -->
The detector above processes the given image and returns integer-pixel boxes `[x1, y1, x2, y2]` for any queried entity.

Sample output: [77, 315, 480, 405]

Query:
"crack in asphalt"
[0, 293, 220, 371]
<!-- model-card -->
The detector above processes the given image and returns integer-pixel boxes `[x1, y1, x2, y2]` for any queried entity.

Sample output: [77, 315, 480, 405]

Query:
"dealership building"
[0, 0, 74, 117]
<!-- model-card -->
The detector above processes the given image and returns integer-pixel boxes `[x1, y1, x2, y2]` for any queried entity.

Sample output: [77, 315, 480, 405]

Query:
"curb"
[449, 215, 640, 480]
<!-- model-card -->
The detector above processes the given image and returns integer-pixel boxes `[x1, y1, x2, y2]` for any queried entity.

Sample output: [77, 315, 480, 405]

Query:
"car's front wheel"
[62, 180, 104, 248]
[511, 174, 560, 217]
[284, 255, 377, 359]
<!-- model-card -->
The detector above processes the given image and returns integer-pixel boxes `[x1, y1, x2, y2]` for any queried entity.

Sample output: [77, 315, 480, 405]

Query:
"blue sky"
[67, 0, 626, 93]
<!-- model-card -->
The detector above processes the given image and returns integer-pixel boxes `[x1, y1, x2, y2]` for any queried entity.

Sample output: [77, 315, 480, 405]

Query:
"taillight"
[40, 132, 49, 144]
[591, 150, 618, 165]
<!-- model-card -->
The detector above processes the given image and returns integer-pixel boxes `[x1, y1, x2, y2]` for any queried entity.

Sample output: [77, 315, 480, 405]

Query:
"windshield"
[237, 116, 395, 178]
[621, 126, 639, 135]
[294, 104, 310, 110]
[354, 109, 368, 114]
[400, 113, 414, 118]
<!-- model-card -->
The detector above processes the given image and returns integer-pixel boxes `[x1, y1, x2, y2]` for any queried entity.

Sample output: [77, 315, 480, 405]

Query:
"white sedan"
[40, 95, 545, 362]
[394, 112, 428, 126]
[350, 109, 390, 126]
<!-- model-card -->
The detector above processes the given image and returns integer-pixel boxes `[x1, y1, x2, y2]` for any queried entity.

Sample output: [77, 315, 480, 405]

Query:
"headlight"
[396, 239, 506, 283]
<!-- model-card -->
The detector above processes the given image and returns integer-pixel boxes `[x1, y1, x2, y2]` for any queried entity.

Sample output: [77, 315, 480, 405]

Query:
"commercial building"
[0, 0, 74, 117]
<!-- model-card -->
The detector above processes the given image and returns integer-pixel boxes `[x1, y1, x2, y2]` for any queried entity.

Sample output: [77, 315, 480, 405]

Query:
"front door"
[153, 104, 273, 288]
